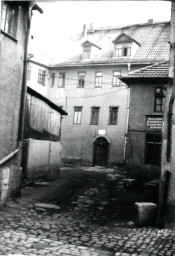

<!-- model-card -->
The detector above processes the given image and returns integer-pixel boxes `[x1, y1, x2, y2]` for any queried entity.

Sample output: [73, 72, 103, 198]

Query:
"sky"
[29, 1, 171, 61]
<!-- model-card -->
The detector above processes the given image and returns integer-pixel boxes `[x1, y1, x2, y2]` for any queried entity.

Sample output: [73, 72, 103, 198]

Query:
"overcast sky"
[29, 1, 171, 60]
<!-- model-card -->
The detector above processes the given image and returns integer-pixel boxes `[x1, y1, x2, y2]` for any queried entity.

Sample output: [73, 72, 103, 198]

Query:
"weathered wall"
[160, 1, 175, 225]
[27, 138, 62, 180]
[0, 4, 29, 202]
[127, 81, 166, 171]
[47, 64, 145, 166]
[0, 5, 28, 160]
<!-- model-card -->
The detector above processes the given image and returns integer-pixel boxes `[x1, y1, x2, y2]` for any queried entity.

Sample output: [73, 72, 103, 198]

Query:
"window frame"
[73, 106, 82, 124]
[115, 44, 131, 57]
[78, 72, 86, 88]
[37, 68, 46, 86]
[90, 107, 100, 125]
[112, 71, 121, 87]
[145, 133, 162, 165]
[95, 72, 103, 88]
[83, 46, 91, 59]
[51, 73, 55, 88]
[108, 106, 119, 125]
[154, 87, 166, 113]
[58, 72, 66, 88]
[1, 3, 18, 39]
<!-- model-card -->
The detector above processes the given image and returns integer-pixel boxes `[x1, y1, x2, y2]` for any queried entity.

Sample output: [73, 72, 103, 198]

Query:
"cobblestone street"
[0, 167, 174, 256]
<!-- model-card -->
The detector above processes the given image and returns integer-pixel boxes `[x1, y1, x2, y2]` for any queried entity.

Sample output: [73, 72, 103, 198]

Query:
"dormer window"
[81, 40, 101, 60]
[115, 43, 131, 57]
[112, 33, 140, 58]
[83, 46, 91, 59]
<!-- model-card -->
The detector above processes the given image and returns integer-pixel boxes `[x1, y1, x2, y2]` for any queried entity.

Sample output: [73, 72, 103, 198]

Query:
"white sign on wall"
[98, 129, 106, 135]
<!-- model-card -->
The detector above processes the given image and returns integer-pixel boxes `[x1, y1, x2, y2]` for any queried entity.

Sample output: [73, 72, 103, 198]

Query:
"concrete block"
[123, 179, 136, 189]
[135, 202, 157, 226]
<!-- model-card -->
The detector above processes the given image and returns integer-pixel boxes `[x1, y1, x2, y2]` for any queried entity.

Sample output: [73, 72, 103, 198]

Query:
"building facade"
[120, 62, 169, 173]
[0, 1, 42, 204]
[29, 21, 170, 167]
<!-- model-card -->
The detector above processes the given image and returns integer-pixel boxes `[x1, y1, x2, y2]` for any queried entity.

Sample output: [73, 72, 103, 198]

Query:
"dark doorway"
[93, 137, 109, 167]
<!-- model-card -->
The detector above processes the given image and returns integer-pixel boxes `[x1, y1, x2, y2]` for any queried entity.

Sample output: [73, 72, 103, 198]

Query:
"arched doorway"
[93, 136, 110, 167]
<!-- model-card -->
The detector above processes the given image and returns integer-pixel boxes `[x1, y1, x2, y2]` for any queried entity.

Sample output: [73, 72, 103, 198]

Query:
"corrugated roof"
[51, 21, 170, 67]
[120, 61, 169, 79]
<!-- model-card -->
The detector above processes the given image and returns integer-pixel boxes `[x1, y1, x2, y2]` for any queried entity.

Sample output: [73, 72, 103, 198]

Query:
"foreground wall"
[27, 139, 62, 180]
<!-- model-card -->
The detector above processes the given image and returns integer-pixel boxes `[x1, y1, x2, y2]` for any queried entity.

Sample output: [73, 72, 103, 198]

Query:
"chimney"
[148, 19, 153, 24]
[82, 24, 87, 38]
[88, 23, 94, 33]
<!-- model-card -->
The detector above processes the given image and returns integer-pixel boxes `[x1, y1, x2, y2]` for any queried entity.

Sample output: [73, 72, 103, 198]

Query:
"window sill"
[1, 30, 17, 42]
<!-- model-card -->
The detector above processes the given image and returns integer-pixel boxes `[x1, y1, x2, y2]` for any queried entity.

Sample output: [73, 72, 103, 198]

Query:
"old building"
[120, 61, 169, 173]
[0, 1, 42, 204]
[28, 21, 170, 167]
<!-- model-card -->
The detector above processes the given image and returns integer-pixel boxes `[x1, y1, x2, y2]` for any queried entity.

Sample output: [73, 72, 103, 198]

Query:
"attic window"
[115, 44, 131, 57]
[83, 46, 91, 59]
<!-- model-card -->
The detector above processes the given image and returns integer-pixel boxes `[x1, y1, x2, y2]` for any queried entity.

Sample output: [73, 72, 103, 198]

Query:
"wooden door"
[93, 137, 109, 167]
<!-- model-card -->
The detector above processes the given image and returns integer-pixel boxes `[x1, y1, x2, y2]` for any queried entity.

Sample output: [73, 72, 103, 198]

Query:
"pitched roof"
[51, 21, 170, 67]
[27, 86, 67, 115]
[112, 33, 140, 46]
[81, 40, 101, 49]
[120, 61, 169, 81]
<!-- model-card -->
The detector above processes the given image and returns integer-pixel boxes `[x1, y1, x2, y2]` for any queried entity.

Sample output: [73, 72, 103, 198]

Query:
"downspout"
[123, 63, 131, 166]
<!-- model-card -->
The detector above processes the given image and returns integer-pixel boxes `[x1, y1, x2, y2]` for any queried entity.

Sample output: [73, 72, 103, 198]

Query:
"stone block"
[123, 179, 136, 189]
[135, 202, 157, 226]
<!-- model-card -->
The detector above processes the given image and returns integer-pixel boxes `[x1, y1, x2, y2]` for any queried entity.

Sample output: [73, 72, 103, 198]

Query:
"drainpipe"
[123, 63, 131, 166]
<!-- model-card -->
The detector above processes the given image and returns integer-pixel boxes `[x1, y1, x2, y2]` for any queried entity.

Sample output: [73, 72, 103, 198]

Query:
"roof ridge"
[94, 21, 170, 32]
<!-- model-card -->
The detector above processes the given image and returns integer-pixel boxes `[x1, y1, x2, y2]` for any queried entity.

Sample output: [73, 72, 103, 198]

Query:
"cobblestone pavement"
[0, 167, 174, 256]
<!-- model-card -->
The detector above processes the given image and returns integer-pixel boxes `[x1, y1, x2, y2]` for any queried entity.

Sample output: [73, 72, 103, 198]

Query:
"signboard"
[146, 116, 163, 130]
[98, 129, 106, 135]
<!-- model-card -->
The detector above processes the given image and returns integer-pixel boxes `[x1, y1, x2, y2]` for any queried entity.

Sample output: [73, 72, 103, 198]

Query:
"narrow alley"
[0, 167, 174, 256]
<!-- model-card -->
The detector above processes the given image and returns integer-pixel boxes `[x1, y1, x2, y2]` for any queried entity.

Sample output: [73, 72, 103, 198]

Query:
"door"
[93, 137, 109, 167]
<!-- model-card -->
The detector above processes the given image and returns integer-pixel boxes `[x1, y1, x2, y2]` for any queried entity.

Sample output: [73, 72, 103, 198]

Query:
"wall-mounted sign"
[98, 129, 106, 135]
[146, 115, 163, 130]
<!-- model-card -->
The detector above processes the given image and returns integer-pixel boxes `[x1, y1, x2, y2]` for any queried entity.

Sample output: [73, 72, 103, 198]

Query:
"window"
[113, 71, 121, 86]
[154, 88, 166, 112]
[78, 72, 86, 88]
[95, 72, 103, 87]
[51, 73, 55, 88]
[27, 65, 31, 81]
[115, 45, 131, 57]
[145, 133, 162, 165]
[90, 107, 100, 125]
[83, 46, 91, 59]
[1, 3, 18, 38]
[73, 107, 82, 124]
[109, 107, 118, 125]
[38, 69, 46, 85]
[58, 73, 66, 88]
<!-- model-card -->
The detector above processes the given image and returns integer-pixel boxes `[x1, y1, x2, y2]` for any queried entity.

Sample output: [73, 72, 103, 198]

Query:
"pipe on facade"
[0, 148, 21, 167]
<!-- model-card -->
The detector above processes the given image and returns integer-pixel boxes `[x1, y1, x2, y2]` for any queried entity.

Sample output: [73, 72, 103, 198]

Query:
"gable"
[112, 33, 140, 46]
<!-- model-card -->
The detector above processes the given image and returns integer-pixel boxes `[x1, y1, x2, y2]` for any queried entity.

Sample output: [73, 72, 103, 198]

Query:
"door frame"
[92, 135, 110, 167]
